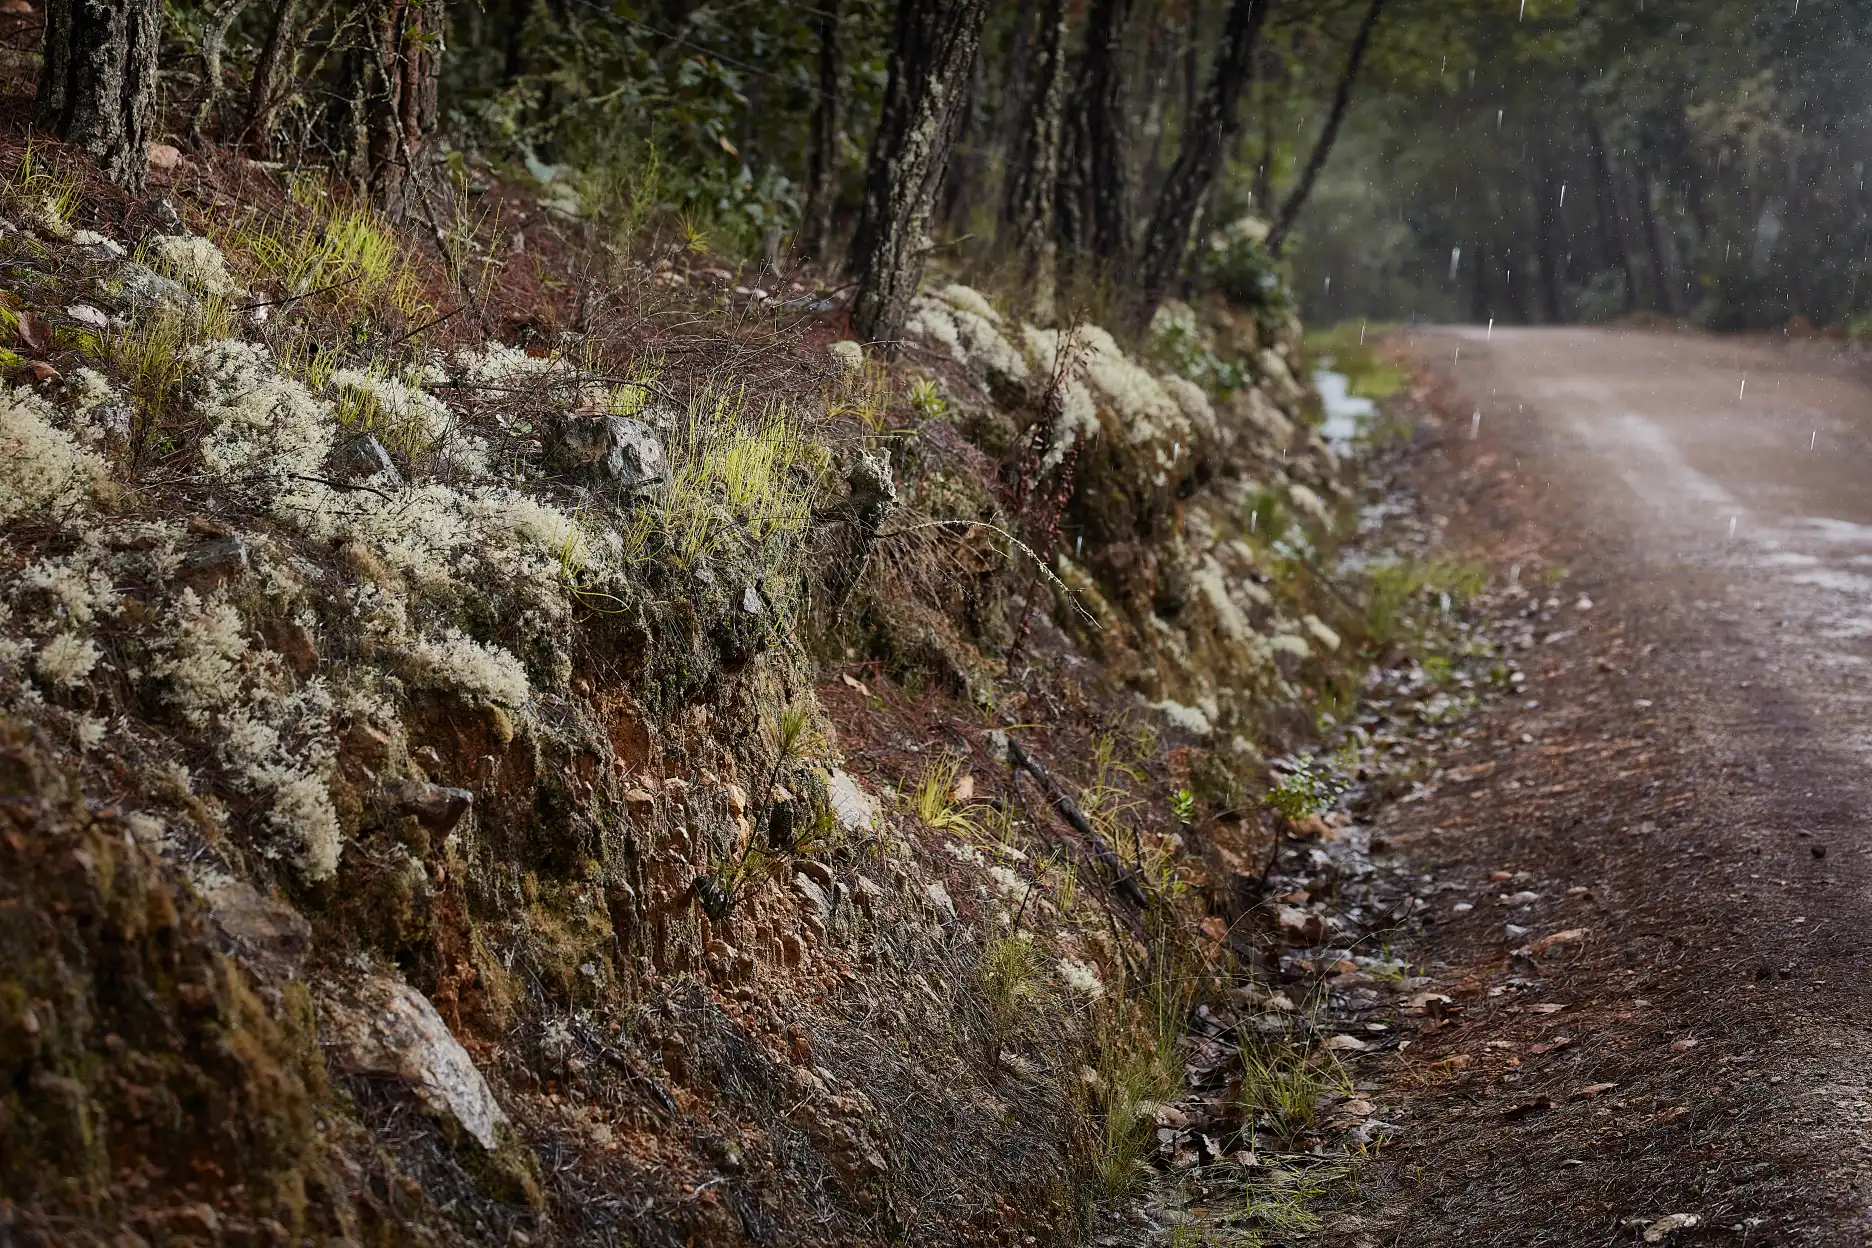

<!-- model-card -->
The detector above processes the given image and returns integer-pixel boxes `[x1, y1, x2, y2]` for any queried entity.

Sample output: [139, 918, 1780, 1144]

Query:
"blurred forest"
[143, 0, 1871, 332]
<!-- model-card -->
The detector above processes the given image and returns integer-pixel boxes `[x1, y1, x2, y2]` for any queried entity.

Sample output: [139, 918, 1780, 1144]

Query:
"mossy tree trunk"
[1081, 0, 1136, 269]
[335, 0, 444, 211]
[242, 0, 304, 156]
[37, 0, 162, 192]
[801, 0, 845, 264]
[1265, 0, 1387, 258]
[1002, 0, 1069, 321]
[1132, 0, 1270, 327]
[848, 0, 992, 350]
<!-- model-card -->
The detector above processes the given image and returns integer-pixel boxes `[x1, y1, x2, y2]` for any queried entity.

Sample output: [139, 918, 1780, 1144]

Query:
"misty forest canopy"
[132, 0, 1867, 334]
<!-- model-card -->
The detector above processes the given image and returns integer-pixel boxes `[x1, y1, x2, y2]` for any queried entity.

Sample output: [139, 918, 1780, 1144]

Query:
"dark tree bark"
[1054, 75, 1091, 259]
[1636, 170, 1676, 315]
[1469, 241, 1490, 323]
[243, 0, 304, 156]
[333, 0, 445, 210]
[802, 0, 845, 264]
[1585, 114, 1637, 312]
[1081, 0, 1137, 267]
[38, 0, 162, 191]
[1266, 0, 1386, 257]
[1131, 0, 1271, 325]
[189, 0, 253, 145]
[848, 0, 992, 348]
[1003, 0, 1070, 318]
[1535, 163, 1566, 322]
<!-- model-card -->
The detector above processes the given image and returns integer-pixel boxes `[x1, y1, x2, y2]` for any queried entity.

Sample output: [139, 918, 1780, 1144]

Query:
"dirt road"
[1361, 328, 1872, 1245]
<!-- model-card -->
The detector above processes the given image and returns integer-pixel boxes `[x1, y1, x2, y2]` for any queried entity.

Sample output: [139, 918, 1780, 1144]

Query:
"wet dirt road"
[1361, 328, 1872, 1245]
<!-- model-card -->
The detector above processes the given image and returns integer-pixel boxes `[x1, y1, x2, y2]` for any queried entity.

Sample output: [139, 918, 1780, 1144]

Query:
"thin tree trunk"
[1265, 0, 1386, 257]
[802, 0, 845, 264]
[1470, 241, 1490, 323]
[1585, 113, 1636, 312]
[1535, 164, 1565, 322]
[1081, 0, 1137, 267]
[1054, 74, 1091, 259]
[334, 0, 445, 210]
[243, 0, 304, 156]
[1637, 171, 1676, 315]
[38, 0, 162, 191]
[189, 0, 253, 145]
[1132, 0, 1270, 326]
[848, 0, 992, 349]
[1003, 0, 1069, 319]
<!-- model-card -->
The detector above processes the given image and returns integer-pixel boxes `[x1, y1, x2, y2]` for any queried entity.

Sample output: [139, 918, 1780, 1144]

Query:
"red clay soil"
[1352, 327, 1872, 1246]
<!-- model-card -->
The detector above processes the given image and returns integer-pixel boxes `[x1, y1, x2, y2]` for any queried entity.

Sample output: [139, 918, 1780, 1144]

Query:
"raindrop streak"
[1519, 0, 1526, 17]
[1449, 246, 1462, 279]
[1728, 516, 1738, 540]
[1359, 321, 1367, 344]
[1558, 183, 1567, 207]
[1739, 377, 1747, 399]
[1487, 318, 1495, 341]
[1471, 410, 1482, 439]
[1811, 430, 1817, 450]
[1454, 345, 1461, 365]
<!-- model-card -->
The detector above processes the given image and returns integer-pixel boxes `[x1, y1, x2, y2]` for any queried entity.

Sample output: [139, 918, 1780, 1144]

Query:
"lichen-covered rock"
[320, 976, 508, 1150]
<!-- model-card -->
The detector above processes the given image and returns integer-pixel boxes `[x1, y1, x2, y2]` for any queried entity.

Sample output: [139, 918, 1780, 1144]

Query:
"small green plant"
[909, 752, 986, 840]
[979, 934, 1047, 1041]
[1264, 755, 1344, 822]
[908, 376, 949, 421]
[1364, 557, 1487, 647]
[1169, 786, 1196, 823]
[1238, 1038, 1350, 1135]
[1243, 490, 1288, 543]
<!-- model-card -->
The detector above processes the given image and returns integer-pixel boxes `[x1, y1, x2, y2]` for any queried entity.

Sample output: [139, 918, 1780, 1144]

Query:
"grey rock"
[205, 879, 312, 978]
[151, 197, 183, 232]
[328, 432, 404, 486]
[794, 872, 832, 925]
[381, 778, 473, 832]
[741, 583, 765, 615]
[826, 769, 875, 832]
[178, 535, 249, 592]
[924, 880, 957, 924]
[547, 414, 667, 497]
[320, 977, 509, 1150]
[846, 451, 896, 534]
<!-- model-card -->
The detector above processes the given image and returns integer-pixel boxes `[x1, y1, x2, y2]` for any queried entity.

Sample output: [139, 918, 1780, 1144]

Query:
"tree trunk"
[802, 0, 845, 264]
[1131, 0, 1270, 326]
[243, 0, 302, 157]
[1636, 171, 1676, 316]
[189, 0, 252, 145]
[1535, 164, 1565, 322]
[1585, 114, 1636, 312]
[848, 0, 992, 349]
[1265, 0, 1386, 258]
[1470, 241, 1490, 323]
[334, 0, 445, 211]
[1054, 75, 1091, 259]
[1003, 0, 1069, 319]
[1081, 0, 1137, 267]
[38, 0, 162, 191]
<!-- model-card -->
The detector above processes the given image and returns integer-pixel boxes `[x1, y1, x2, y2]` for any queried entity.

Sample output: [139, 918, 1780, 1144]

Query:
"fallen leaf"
[1528, 1035, 1573, 1055]
[1323, 1034, 1370, 1052]
[1643, 1213, 1701, 1242]
[1653, 1105, 1689, 1125]
[950, 772, 974, 802]
[1528, 927, 1589, 956]
[1504, 1095, 1555, 1118]
[839, 673, 871, 697]
[1573, 1082, 1618, 1099]
[1527, 1002, 1567, 1014]
[1669, 1037, 1698, 1053]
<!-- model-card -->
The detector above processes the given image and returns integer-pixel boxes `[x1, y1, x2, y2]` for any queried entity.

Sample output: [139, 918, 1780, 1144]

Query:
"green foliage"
[1364, 557, 1487, 648]
[1195, 219, 1293, 341]
[979, 935, 1047, 1040]
[1238, 1036, 1351, 1135]
[1264, 755, 1345, 822]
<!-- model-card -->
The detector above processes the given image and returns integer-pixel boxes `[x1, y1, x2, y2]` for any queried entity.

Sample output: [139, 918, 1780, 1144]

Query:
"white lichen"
[0, 386, 104, 521]
[406, 629, 530, 707]
[148, 234, 240, 297]
[35, 633, 101, 687]
[150, 590, 251, 724]
[187, 340, 335, 483]
[1057, 957, 1105, 998]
